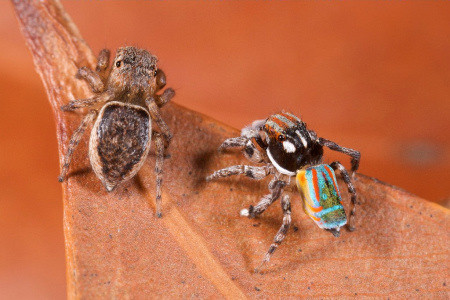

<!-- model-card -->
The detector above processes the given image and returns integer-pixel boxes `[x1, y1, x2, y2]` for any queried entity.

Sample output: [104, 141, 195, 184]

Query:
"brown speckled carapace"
[59, 46, 174, 217]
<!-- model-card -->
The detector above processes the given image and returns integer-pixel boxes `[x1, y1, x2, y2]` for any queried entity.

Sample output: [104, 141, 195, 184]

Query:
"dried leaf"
[13, 0, 449, 298]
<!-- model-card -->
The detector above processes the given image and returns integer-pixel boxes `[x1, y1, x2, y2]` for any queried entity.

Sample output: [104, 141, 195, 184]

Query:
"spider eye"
[154, 69, 157, 76]
[277, 135, 285, 141]
[115, 60, 122, 68]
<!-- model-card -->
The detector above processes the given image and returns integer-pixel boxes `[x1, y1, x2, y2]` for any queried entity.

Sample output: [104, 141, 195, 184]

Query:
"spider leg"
[153, 132, 165, 218]
[76, 66, 104, 93]
[95, 49, 110, 73]
[241, 179, 286, 219]
[155, 88, 175, 108]
[329, 161, 357, 231]
[60, 93, 110, 111]
[255, 194, 291, 273]
[146, 97, 172, 146]
[317, 137, 361, 174]
[58, 109, 98, 182]
[218, 137, 265, 163]
[206, 165, 272, 182]
[218, 136, 247, 150]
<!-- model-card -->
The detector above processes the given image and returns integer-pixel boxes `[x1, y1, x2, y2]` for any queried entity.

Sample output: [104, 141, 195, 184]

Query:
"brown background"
[1, 1, 449, 299]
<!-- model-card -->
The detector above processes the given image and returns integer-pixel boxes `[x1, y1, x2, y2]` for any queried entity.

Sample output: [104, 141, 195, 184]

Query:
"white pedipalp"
[241, 119, 266, 139]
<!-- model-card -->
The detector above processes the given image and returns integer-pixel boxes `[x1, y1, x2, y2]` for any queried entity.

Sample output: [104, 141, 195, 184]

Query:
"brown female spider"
[207, 112, 360, 271]
[58, 46, 174, 217]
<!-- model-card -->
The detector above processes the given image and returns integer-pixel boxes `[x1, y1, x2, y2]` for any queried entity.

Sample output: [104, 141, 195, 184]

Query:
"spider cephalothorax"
[108, 47, 159, 93]
[58, 46, 175, 217]
[207, 111, 360, 271]
[263, 112, 324, 175]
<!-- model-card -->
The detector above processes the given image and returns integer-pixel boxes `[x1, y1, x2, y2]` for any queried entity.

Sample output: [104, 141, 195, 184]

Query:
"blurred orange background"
[1, 1, 449, 298]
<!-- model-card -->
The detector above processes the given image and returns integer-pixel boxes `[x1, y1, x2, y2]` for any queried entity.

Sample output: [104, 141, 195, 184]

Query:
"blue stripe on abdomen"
[316, 204, 344, 218]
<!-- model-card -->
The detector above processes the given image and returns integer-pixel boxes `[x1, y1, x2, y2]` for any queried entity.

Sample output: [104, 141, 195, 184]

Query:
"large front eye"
[277, 135, 286, 141]
[115, 60, 122, 68]
[154, 69, 157, 77]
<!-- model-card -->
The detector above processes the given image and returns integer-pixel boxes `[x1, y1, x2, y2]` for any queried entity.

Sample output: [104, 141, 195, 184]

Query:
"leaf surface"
[13, 0, 449, 298]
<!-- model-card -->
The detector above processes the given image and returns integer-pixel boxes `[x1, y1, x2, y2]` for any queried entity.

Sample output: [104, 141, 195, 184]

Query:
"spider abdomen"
[89, 101, 152, 191]
[296, 164, 347, 230]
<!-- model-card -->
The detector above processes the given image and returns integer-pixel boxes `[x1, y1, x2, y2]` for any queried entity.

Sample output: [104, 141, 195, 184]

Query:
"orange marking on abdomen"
[305, 199, 323, 213]
[312, 168, 321, 204]
[324, 165, 338, 191]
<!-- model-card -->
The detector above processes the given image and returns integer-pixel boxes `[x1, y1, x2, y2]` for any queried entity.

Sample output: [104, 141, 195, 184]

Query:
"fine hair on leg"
[206, 164, 272, 182]
[146, 97, 172, 144]
[76, 66, 104, 93]
[330, 161, 357, 231]
[241, 179, 286, 219]
[58, 110, 98, 182]
[155, 88, 175, 108]
[255, 194, 292, 273]
[218, 137, 265, 163]
[60, 93, 110, 111]
[318, 137, 361, 173]
[154, 132, 165, 218]
[218, 137, 247, 152]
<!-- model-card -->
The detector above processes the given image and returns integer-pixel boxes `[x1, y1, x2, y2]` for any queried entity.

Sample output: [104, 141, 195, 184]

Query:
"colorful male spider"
[206, 112, 360, 271]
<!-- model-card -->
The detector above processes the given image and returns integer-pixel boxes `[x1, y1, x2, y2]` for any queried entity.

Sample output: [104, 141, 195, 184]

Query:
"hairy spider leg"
[76, 66, 104, 93]
[218, 137, 265, 163]
[155, 88, 175, 108]
[146, 97, 173, 145]
[75, 49, 110, 93]
[218, 136, 247, 152]
[329, 161, 357, 231]
[58, 109, 98, 182]
[241, 179, 286, 219]
[206, 164, 272, 182]
[255, 194, 292, 273]
[153, 132, 165, 218]
[317, 137, 361, 174]
[60, 92, 111, 111]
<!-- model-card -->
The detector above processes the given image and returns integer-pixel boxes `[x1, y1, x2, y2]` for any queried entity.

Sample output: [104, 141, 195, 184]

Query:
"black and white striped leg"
[218, 137, 264, 163]
[154, 132, 165, 218]
[218, 137, 247, 151]
[58, 110, 98, 182]
[318, 137, 361, 174]
[330, 161, 357, 231]
[206, 165, 272, 182]
[255, 194, 291, 273]
[240, 179, 286, 219]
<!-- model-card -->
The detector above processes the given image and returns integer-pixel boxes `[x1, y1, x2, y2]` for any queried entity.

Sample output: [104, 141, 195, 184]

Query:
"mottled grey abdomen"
[89, 101, 152, 191]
